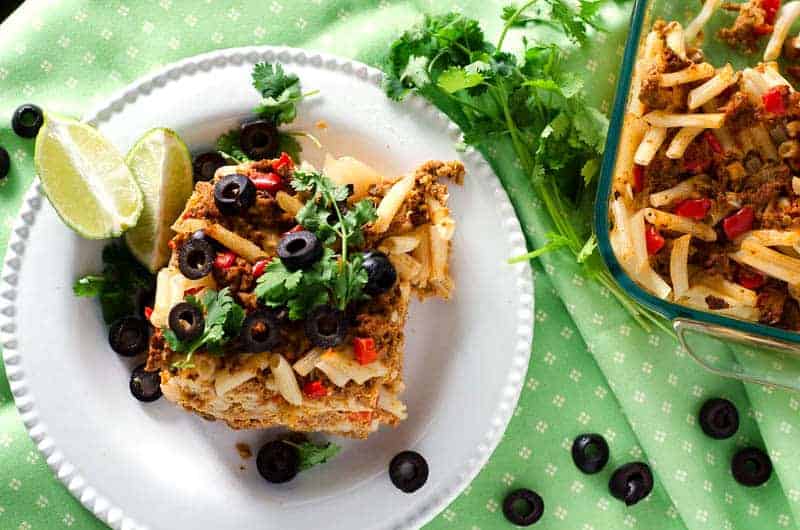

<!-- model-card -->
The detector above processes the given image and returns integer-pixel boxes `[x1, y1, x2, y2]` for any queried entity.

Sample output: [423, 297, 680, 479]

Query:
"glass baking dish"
[595, 0, 800, 390]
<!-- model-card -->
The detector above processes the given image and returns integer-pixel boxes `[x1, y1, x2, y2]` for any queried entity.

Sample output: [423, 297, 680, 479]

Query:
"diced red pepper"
[353, 337, 378, 365]
[214, 250, 237, 270]
[252, 258, 270, 279]
[303, 380, 328, 399]
[144, 306, 153, 320]
[762, 86, 788, 115]
[281, 225, 304, 238]
[723, 207, 755, 240]
[674, 198, 713, 220]
[273, 152, 294, 173]
[184, 286, 203, 296]
[633, 165, 645, 193]
[705, 131, 723, 155]
[645, 224, 665, 255]
[251, 172, 283, 193]
[762, 0, 780, 24]
[738, 269, 766, 290]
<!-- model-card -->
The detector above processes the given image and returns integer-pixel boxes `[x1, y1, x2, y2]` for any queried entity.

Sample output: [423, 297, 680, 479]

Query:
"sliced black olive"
[304, 305, 347, 348]
[178, 238, 215, 279]
[168, 302, 205, 342]
[240, 310, 281, 352]
[12, 104, 44, 138]
[699, 398, 739, 439]
[278, 230, 323, 271]
[108, 316, 149, 357]
[571, 433, 609, 474]
[257, 440, 299, 484]
[0, 146, 9, 180]
[129, 363, 162, 402]
[214, 173, 256, 215]
[389, 451, 428, 493]
[240, 119, 279, 160]
[609, 462, 654, 506]
[192, 152, 227, 182]
[732, 447, 772, 487]
[363, 251, 397, 295]
[502, 488, 544, 526]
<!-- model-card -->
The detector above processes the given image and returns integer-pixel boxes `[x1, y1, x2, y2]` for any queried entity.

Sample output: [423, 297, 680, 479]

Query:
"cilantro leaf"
[437, 67, 485, 93]
[284, 440, 341, 471]
[73, 242, 154, 324]
[252, 62, 309, 125]
[278, 132, 302, 163]
[255, 251, 335, 320]
[216, 129, 251, 164]
[167, 288, 246, 368]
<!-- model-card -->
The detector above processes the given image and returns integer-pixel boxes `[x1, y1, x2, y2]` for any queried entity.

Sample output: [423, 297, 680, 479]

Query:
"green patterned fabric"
[2, 1, 800, 530]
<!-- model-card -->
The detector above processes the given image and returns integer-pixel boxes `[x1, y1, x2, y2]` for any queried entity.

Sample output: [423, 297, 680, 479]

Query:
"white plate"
[1, 47, 533, 530]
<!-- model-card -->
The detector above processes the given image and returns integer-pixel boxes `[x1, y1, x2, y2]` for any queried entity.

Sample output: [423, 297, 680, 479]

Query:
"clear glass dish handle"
[674, 318, 800, 392]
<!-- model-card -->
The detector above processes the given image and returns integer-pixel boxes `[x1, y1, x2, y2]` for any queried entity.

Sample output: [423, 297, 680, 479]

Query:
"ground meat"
[213, 256, 254, 294]
[643, 151, 682, 193]
[721, 92, 759, 132]
[638, 77, 688, 111]
[718, 2, 771, 53]
[739, 162, 791, 211]
[757, 284, 788, 324]
[761, 198, 800, 229]
[780, 298, 800, 330]
[650, 239, 673, 281]
[690, 241, 737, 280]
[706, 295, 730, 310]
[145, 329, 169, 372]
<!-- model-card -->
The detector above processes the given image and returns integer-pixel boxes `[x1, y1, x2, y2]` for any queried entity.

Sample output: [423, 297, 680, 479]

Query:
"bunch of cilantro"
[217, 63, 319, 164]
[255, 171, 377, 320]
[164, 288, 246, 369]
[383, 1, 666, 332]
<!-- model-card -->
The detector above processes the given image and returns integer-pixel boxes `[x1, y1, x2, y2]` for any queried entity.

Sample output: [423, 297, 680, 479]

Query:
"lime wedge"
[124, 128, 194, 272]
[35, 112, 143, 239]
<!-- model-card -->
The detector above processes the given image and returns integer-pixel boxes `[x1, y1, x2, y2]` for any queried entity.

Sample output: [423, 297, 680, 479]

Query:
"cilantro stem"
[302, 89, 321, 98]
[496, 0, 539, 50]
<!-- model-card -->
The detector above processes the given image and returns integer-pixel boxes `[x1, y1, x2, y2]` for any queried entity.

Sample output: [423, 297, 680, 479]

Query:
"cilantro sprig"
[73, 242, 154, 324]
[215, 63, 319, 165]
[383, 4, 668, 333]
[164, 288, 246, 368]
[255, 171, 377, 319]
[283, 440, 342, 471]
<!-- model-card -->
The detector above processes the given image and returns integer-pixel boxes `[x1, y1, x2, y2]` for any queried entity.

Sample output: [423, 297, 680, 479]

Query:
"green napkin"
[1, 1, 800, 530]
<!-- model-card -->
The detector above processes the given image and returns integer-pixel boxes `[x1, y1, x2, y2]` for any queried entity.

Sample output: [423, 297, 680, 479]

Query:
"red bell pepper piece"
[762, 0, 780, 24]
[251, 172, 283, 193]
[723, 207, 755, 240]
[674, 198, 712, 220]
[281, 225, 304, 238]
[252, 258, 270, 279]
[738, 269, 766, 290]
[144, 306, 153, 320]
[705, 131, 723, 154]
[303, 380, 328, 399]
[353, 337, 378, 365]
[184, 286, 203, 296]
[762, 86, 787, 115]
[214, 250, 237, 270]
[645, 224, 665, 255]
[633, 164, 645, 193]
[273, 152, 294, 173]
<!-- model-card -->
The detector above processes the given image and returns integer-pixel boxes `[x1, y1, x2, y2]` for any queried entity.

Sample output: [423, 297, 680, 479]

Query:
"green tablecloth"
[3, 1, 800, 529]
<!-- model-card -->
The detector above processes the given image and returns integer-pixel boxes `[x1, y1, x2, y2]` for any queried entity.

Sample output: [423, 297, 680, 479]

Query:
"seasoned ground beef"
[718, 2, 771, 53]
[757, 284, 788, 324]
[706, 295, 730, 310]
[721, 92, 759, 132]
